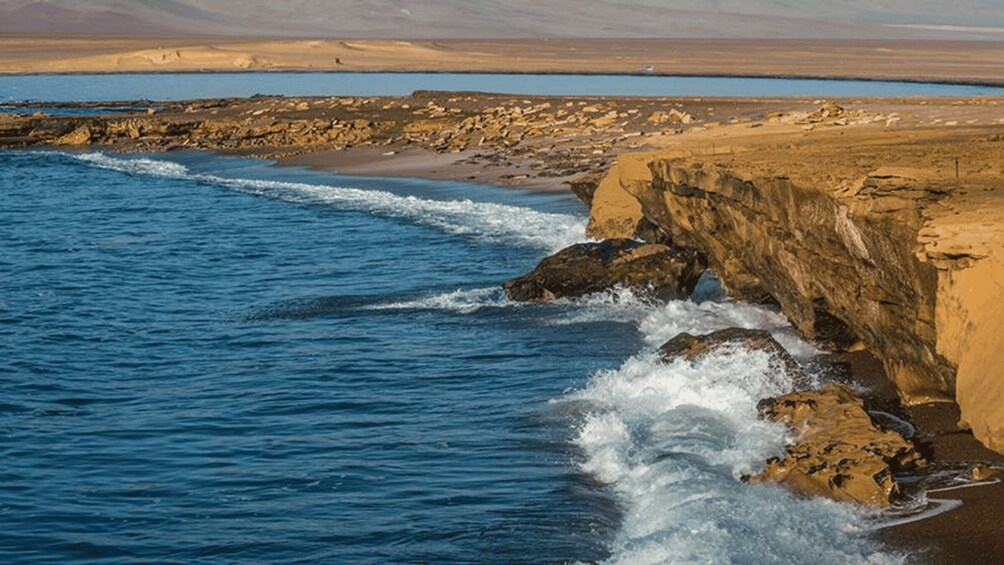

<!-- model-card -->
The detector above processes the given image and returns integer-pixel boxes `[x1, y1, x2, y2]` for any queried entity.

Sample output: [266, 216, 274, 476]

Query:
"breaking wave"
[562, 296, 903, 563]
[70, 152, 586, 251]
[366, 287, 518, 315]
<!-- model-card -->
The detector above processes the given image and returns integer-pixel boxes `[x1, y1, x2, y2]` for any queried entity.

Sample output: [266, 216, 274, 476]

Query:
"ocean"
[0, 148, 907, 562]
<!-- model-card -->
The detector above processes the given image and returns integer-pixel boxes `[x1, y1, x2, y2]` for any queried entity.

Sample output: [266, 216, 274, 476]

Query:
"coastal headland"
[4, 89, 1004, 560]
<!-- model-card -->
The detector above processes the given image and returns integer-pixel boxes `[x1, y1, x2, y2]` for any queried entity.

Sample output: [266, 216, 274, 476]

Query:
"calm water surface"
[2, 72, 1004, 103]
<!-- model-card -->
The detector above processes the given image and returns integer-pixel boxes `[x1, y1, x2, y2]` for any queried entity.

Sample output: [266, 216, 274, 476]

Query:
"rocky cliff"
[587, 123, 1004, 452]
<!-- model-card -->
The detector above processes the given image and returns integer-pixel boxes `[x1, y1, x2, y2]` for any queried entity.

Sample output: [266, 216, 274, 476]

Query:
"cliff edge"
[588, 117, 1004, 452]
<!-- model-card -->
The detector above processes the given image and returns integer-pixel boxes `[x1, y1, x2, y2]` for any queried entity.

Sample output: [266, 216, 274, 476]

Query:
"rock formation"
[585, 123, 1004, 453]
[502, 238, 706, 302]
[656, 328, 922, 506]
[748, 384, 925, 507]
[0, 93, 709, 187]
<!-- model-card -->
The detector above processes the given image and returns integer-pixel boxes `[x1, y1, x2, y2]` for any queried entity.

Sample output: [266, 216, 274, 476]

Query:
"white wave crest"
[638, 299, 820, 359]
[548, 286, 663, 326]
[71, 152, 586, 251]
[550, 288, 819, 359]
[366, 287, 518, 315]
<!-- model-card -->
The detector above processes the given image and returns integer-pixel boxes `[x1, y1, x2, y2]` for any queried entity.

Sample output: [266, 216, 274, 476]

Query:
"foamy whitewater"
[9, 150, 908, 563]
[72, 152, 586, 252]
[365, 285, 905, 562]
[563, 299, 903, 564]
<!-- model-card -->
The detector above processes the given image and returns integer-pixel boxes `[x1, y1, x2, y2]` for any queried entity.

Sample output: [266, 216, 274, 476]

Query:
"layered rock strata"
[586, 124, 1004, 453]
[503, 238, 706, 302]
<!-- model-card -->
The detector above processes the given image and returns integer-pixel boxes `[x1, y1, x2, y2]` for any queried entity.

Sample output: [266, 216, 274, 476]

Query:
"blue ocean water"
[0, 149, 902, 563]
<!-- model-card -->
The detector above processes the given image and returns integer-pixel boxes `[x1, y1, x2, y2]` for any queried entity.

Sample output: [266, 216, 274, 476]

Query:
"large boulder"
[658, 327, 808, 386]
[503, 238, 706, 302]
[747, 384, 925, 507]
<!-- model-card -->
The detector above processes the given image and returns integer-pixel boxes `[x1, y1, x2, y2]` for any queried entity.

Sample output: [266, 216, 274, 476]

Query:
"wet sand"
[879, 402, 1004, 563]
[822, 351, 1004, 562]
[281, 146, 581, 192]
[3, 36, 1004, 87]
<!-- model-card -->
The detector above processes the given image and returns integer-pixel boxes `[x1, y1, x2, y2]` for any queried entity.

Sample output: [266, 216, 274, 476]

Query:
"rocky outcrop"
[586, 127, 1004, 452]
[658, 327, 809, 387]
[503, 238, 706, 302]
[657, 328, 921, 506]
[52, 125, 93, 146]
[748, 384, 925, 507]
[0, 93, 714, 184]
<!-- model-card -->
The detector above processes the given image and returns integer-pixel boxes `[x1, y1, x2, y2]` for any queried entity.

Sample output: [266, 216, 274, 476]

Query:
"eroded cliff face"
[587, 126, 1004, 452]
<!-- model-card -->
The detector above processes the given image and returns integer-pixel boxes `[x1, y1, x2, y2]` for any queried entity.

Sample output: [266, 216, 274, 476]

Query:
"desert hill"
[2, 0, 1004, 39]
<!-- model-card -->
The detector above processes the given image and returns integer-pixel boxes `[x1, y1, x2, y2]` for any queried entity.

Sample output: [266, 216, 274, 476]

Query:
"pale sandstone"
[749, 384, 924, 507]
[52, 125, 92, 146]
[586, 113, 1004, 452]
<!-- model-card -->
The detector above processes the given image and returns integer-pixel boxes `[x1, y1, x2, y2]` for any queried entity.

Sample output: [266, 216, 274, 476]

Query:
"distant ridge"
[2, 0, 1004, 40]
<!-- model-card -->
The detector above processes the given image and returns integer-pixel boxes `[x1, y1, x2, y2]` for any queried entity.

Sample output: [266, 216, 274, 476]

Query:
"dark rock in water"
[747, 384, 925, 507]
[503, 238, 706, 302]
[658, 327, 808, 386]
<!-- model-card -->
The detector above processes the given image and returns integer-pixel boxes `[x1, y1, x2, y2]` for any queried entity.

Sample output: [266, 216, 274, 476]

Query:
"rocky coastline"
[4, 91, 1004, 560]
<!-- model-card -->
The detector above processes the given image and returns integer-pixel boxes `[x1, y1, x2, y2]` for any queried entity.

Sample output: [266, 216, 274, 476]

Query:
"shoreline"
[277, 146, 580, 192]
[9, 142, 1002, 561]
[4, 90, 1004, 559]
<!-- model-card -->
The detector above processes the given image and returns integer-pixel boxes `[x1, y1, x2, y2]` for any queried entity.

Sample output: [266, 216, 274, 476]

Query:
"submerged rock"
[658, 327, 809, 387]
[502, 238, 706, 302]
[747, 384, 925, 507]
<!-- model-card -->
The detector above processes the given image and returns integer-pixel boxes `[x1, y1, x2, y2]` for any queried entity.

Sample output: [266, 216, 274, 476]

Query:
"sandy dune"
[4, 37, 1004, 86]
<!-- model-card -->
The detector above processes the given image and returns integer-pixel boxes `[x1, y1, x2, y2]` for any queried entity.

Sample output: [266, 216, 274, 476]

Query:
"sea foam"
[366, 287, 518, 315]
[71, 152, 587, 251]
[564, 297, 903, 563]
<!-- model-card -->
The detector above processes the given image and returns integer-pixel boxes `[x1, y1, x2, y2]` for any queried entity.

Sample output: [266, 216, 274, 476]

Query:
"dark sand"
[878, 402, 1004, 563]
